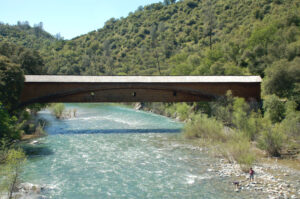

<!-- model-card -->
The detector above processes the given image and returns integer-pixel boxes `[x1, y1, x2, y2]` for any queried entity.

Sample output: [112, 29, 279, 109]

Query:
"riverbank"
[183, 138, 300, 198]
[214, 157, 300, 199]
[134, 102, 300, 198]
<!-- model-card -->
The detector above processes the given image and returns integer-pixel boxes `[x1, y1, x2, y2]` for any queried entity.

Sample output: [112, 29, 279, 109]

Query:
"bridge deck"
[20, 75, 261, 105]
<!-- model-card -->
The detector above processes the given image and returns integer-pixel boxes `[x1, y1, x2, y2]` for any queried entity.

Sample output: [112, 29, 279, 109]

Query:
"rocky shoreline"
[210, 158, 300, 199]
[1, 183, 58, 199]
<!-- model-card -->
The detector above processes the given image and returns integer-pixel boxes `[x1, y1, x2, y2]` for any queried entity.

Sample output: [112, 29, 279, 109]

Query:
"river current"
[21, 104, 265, 198]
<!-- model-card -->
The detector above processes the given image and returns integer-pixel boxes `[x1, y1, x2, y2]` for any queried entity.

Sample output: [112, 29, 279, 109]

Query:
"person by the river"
[249, 168, 255, 181]
[233, 181, 240, 192]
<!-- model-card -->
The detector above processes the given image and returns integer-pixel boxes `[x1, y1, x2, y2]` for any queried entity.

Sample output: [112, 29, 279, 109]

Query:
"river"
[20, 104, 267, 198]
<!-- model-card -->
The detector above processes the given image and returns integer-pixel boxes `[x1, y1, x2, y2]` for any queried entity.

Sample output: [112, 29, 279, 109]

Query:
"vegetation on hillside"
[0, 0, 299, 169]
[2, 0, 299, 104]
[0, 21, 56, 51]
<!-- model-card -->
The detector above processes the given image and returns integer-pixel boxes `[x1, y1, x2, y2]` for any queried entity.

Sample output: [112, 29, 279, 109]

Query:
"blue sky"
[0, 0, 162, 39]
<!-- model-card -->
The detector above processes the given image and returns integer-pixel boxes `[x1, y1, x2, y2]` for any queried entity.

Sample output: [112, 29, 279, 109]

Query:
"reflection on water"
[22, 145, 54, 157]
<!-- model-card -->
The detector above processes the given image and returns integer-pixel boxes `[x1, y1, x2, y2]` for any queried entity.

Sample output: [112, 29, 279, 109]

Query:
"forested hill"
[44, 0, 300, 76]
[0, 21, 56, 50]
[0, 0, 300, 103]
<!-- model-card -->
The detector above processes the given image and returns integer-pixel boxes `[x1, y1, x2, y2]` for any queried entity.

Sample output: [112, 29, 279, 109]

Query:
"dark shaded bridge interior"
[20, 75, 261, 106]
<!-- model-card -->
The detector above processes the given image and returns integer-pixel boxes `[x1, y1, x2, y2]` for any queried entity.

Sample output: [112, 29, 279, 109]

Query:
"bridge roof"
[25, 75, 261, 83]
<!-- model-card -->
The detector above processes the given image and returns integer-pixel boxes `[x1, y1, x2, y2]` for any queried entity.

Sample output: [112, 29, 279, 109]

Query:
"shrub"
[184, 114, 227, 141]
[258, 122, 287, 157]
[175, 103, 191, 121]
[220, 133, 256, 171]
[34, 120, 47, 136]
[232, 97, 250, 131]
[164, 103, 192, 120]
[0, 103, 21, 140]
[232, 97, 264, 140]
[263, 95, 285, 123]
[50, 103, 65, 119]
[0, 148, 26, 198]
[210, 91, 234, 125]
[0, 139, 9, 163]
[281, 114, 300, 141]
[281, 101, 300, 139]
[244, 112, 264, 141]
[263, 60, 294, 98]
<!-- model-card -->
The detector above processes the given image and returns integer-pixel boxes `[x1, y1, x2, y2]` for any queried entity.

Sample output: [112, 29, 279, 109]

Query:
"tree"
[263, 95, 285, 123]
[263, 60, 294, 98]
[33, 22, 44, 37]
[150, 23, 162, 74]
[186, 1, 198, 9]
[248, 24, 277, 49]
[0, 148, 26, 199]
[258, 122, 286, 157]
[0, 103, 20, 140]
[163, 0, 171, 6]
[136, 6, 144, 12]
[0, 56, 24, 112]
[263, 58, 300, 105]
[55, 33, 64, 40]
[19, 50, 45, 75]
[204, 0, 216, 50]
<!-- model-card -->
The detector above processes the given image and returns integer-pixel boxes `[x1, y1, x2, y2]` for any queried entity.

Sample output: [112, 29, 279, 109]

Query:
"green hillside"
[0, 21, 56, 51]
[46, 0, 300, 103]
[0, 0, 299, 163]
[43, 0, 300, 76]
[0, 0, 299, 104]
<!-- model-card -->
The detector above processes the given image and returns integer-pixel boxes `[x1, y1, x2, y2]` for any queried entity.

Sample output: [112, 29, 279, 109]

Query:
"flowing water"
[20, 104, 266, 199]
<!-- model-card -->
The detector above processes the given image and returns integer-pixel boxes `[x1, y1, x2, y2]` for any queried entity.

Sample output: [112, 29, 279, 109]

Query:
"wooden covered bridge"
[20, 75, 261, 106]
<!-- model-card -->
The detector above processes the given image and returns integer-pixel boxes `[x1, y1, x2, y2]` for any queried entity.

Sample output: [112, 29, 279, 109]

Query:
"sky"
[0, 0, 162, 39]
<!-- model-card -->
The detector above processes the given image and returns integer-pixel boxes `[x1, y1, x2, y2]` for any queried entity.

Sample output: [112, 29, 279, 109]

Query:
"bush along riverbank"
[0, 142, 26, 199]
[137, 91, 300, 198]
[21, 107, 48, 141]
[49, 103, 77, 119]
[0, 103, 49, 199]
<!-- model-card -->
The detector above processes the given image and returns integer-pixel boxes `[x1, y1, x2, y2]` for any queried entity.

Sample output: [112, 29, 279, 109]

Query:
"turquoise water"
[21, 104, 265, 199]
